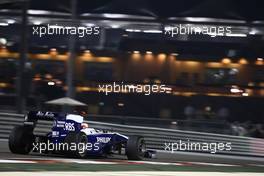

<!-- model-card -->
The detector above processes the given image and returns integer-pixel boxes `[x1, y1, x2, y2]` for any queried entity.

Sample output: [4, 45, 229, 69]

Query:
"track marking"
[0, 158, 243, 166]
[249, 164, 264, 167]
[186, 162, 239, 167]
[0, 159, 36, 163]
[68, 160, 118, 164]
[1, 157, 263, 168]
[0, 172, 264, 176]
[127, 161, 183, 165]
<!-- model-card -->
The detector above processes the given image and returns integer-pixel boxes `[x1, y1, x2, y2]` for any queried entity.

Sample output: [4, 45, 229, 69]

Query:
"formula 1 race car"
[9, 111, 153, 160]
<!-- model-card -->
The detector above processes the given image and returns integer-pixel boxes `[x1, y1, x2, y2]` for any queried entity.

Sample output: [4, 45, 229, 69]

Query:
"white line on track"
[3, 158, 120, 164]
[186, 162, 238, 167]
[0, 172, 264, 176]
[0, 158, 246, 167]
[127, 161, 183, 165]
[69, 160, 118, 164]
[0, 159, 36, 163]
[1, 157, 263, 168]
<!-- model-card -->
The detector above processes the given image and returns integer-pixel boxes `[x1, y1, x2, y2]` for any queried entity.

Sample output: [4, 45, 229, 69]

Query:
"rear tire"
[126, 135, 146, 160]
[9, 125, 34, 154]
[64, 132, 88, 158]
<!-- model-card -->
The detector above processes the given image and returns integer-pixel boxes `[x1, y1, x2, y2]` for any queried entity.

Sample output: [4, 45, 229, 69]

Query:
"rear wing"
[24, 111, 66, 125]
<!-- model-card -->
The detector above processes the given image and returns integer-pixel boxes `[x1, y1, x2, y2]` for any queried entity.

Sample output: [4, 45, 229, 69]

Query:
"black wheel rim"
[78, 134, 87, 157]
[138, 139, 146, 157]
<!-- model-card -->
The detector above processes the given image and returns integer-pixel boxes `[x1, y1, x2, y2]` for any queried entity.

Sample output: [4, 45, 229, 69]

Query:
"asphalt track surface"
[1, 139, 264, 165]
[0, 139, 264, 173]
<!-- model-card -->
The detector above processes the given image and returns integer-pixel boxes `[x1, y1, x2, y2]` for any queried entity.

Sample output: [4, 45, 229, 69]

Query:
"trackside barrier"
[0, 112, 263, 157]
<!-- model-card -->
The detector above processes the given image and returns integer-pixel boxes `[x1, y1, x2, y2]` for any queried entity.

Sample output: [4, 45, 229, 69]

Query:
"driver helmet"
[81, 123, 89, 129]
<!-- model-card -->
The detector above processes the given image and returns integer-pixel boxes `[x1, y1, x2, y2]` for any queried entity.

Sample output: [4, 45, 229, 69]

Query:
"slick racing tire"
[126, 135, 146, 160]
[9, 125, 35, 154]
[64, 131, 88, 158]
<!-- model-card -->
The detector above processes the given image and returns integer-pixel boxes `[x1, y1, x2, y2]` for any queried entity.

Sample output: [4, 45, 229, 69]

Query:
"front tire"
[126, 135, 146, 160]
[64, 132, 88, 158]
[9, 125, 34, 154]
